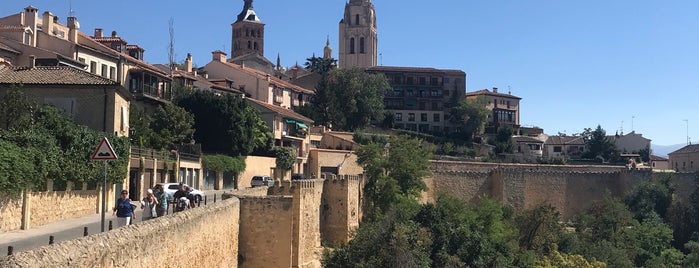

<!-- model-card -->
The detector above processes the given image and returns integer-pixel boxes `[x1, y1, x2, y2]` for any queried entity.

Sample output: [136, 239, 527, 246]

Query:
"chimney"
[266, 74, 270, 82]
[94, 28, 103, 38]
[492, 87, 498, 93]
[212, 50, 227, 62]
[185, 53, 193, 73]
[42, 12, 54, 35]
[111, 30, 118, 37]
[23, 6, 38, 47]
[29, 55, 36, 68]
[67, 17, 80, 44]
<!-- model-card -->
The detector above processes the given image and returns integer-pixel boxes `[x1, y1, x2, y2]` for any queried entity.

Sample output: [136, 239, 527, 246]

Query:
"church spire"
[324, 35, 332, 59]
[276, 53, 281, 71]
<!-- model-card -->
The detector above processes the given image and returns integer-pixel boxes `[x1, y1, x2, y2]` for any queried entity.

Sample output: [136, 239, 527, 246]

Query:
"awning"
[296, 122, 308, 129]
[285, 118, 308, 129]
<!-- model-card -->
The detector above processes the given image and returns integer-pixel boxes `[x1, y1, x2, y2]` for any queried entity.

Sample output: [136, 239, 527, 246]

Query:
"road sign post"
[91, 137, 117, 233]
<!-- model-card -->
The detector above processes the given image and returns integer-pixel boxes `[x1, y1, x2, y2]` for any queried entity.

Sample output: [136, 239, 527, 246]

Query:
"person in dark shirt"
[173, 182, 188, 212]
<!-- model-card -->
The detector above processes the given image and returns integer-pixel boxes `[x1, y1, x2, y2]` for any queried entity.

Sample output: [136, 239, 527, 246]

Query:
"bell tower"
[231, 0, 265, 58]
[338, 0, 377, 68]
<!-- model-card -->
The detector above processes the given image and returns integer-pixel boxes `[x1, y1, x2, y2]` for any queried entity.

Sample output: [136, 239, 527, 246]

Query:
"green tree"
[0, 139, 40, 197]
[128, 105, 154, 147]
[272, 146, 296, 173]
[304, 55, 337, 75]
[312, 68, 390, 131]
[492, 125, 515, 154]
[625, 175, 674, 221]
[0, 84, 35, 130]
[177, 90, 271, 155]
[150, 103, 195, 149]
[356, 135, 432, 217]
[515, 204, 566, 255]
[581, 125, 618, 162]
[449, 95, 490, 141]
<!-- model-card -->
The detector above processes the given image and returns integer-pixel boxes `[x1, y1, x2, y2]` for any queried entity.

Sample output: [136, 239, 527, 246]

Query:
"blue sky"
[3, 1, 698, 146]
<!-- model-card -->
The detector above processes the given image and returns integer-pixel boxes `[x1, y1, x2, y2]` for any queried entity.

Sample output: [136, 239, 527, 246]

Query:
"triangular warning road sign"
[91, 137, 118, 160]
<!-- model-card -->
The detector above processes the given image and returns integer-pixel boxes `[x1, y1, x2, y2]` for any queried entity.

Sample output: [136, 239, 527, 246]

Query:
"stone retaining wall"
[0, 197, 240, 268]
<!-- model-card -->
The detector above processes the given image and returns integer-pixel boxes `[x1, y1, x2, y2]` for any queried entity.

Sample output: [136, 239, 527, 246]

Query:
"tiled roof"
[0, 65, 119, 85]
[93, 37, 127, 43]
[78, 32, 169, 77]
[245, 97, 313, 123]
[214, 60, 314, 94]
[368, 65, 466, 75]
[650, 155, 668, 161]
[0, 41, 20, 54]
[545, 135, 585, 145]
[466, 89, 522, 99]
[0, 24, 28, 32]
[512, 136, 544, 143]
[669, 144, 699, 155]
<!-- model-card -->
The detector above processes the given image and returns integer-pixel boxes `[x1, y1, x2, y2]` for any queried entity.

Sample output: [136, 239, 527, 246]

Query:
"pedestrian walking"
[112, 190, 136, 227]
[154, 184, 170, 217]
[141, 189, 158, 221]
[173, 182, 189, 213]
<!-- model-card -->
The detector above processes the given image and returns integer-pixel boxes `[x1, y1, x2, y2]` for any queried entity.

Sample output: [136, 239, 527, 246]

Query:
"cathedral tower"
[338, 0, 377, 68]
[231, 0, 265, 58]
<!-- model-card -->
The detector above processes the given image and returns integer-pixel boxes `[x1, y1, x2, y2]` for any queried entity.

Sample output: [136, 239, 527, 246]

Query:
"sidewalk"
[0, 189, 229, 255]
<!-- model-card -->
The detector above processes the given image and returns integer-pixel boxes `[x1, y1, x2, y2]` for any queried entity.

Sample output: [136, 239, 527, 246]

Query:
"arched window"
[257, 30, 261, 37]
[355, 14, 360, 25]
[254, 42, 258, 50]
[247, 41, 252, 49]
[350, 37, 355, 54]
[360, 37, 365, 54]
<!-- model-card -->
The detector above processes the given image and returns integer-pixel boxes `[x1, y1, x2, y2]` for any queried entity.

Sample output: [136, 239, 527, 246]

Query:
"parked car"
[155, 182, 205, 202]
[251, 176, 274, 187]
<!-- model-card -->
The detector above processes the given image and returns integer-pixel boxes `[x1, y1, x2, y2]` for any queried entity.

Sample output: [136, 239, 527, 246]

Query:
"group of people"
[112, 182, 197, 228]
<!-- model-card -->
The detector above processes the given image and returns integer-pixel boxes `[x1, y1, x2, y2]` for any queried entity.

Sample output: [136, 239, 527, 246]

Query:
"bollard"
[7, 246, 13, 256]
[198, 198, 201, 207]
[214, 194, 217, 203]
[83, 227, 88, 236]
[108, 220, 113, 231]
[49, 235, 54, 245]
[204, 195, 207, 205]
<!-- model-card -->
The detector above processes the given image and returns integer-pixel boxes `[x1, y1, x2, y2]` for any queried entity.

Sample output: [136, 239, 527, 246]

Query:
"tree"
[492, 125, 515, 155]
[150, 103, 195, 149]
[272, 146, 296, 173]
[304, 55, 337, 75]
[625, 175, 674, 221]
[449, 95, 489, 141]
[177, 90, 272, 155]
[308, 68, 390, 131]
[128, 105, 154, 147]
[0, 84, 35, 130]
[356, 135, 432, 217]
[581, 125, 618, 162]
[515, 204, 565, 255]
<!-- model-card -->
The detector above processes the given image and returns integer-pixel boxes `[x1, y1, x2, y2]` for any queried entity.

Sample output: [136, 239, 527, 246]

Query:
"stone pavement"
[0, 189, 230, 255]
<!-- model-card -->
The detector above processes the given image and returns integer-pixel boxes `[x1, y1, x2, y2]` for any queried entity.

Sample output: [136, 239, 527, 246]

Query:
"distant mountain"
[651, 143, 686, 158]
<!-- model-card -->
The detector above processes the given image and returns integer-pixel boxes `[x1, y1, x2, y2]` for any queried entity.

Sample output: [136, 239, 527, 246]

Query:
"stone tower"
[231, 0, 265, 58]
[338, 0, 377, 68]
[323, 36, 332, 59]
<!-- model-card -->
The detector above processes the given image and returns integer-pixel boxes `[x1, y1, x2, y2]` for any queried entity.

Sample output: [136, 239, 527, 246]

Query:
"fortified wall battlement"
[425, 161, 698, 219]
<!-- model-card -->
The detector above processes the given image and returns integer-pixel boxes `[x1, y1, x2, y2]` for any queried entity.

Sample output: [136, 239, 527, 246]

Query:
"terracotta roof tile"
[0, 65, 118, 85]
[216, 60, 314, 94]
[466, 89, 522, 99]
[669, 144, 699, 155]
[0, 24, 28, 32]
[245, 97, 313, 123]
[545, 136, 585, 145]
[368, 65, 466, 75]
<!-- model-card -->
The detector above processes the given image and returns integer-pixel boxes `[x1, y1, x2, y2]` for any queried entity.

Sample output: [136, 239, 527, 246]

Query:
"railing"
[130, 146, 174, 160]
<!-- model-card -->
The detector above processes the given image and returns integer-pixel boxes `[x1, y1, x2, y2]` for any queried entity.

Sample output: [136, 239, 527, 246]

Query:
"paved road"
[0, 190, 228, 255]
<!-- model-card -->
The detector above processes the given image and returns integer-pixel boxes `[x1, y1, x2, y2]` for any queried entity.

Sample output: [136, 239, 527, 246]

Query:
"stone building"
[367, 66, 466, 133]
[466, 87, 521, 134]
[231, 0, 264, 59]
[669, 144, 699, 172]
[338, 0, 377, 68]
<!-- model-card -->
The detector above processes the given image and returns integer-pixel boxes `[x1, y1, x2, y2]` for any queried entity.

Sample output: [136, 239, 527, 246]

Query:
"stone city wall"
[29, 190, 98, 228]
[0, 194, 23, 232]
[427, 161, 696, 220]
[320, 174, 362, 245]
[0, 190, 99, 232]
[238, 195, 294, 268]
[0, 197, 240, 268]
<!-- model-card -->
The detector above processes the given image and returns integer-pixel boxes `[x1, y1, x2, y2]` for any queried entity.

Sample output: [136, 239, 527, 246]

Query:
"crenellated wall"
[426, 161, 695, 220]
[320, 174, 363, 245]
